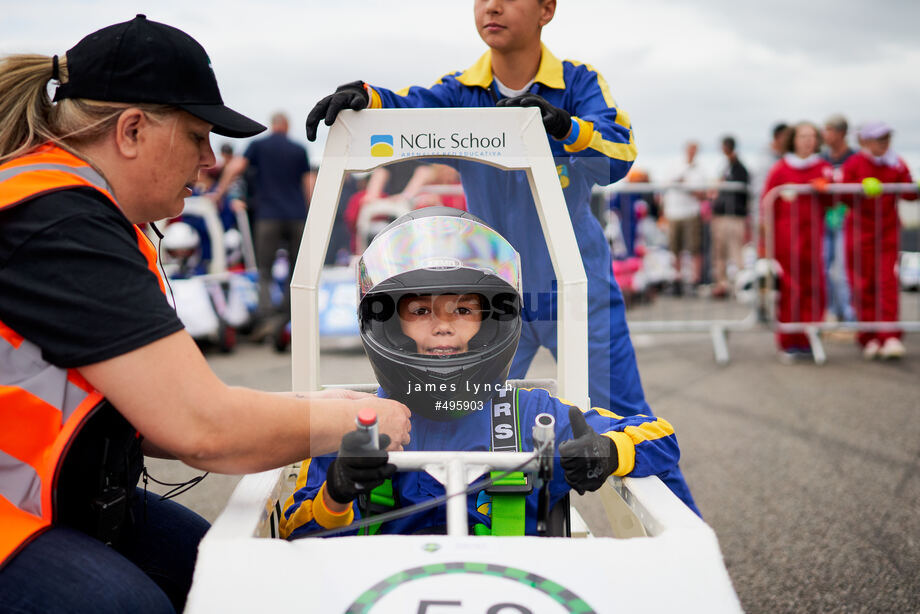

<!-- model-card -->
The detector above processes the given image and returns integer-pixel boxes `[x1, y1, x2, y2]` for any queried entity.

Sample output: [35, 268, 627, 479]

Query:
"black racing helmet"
[357, 207, 522, 420]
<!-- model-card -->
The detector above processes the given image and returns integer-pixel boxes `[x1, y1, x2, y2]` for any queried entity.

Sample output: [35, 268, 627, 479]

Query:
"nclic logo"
[370, 131, 507, 157]
[370, 134, 394, 157]
[399, 132, 506, 150]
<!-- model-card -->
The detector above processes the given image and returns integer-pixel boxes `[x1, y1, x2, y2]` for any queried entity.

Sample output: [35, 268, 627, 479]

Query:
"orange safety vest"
[0, 144, 165, 567]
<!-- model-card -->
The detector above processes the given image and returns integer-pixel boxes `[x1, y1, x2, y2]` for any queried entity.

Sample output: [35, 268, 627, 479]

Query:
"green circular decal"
[345, 561, 595, 613]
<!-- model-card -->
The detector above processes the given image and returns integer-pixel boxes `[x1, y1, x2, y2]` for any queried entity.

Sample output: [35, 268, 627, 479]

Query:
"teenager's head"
[398, 293, 483, 355]
[822, 114, 848, 150]
[474, 0, 556, 53]
[357, 207, 522, 419]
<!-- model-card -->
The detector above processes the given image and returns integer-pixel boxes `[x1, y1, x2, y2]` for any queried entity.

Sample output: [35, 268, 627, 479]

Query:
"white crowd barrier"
[602, 181, 758, 364]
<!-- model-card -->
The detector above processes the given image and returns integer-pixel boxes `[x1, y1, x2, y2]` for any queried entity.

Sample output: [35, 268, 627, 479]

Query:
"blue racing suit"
[365, 45, 644, 419]
[281, 387, 699, 539]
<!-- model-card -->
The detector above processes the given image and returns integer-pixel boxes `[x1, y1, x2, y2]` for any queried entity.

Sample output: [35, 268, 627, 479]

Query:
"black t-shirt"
[0, 187, 184, 368]
[712, 158, 750, 217]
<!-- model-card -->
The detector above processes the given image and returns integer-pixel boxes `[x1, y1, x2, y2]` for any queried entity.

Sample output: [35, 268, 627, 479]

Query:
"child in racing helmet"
[281, 208, 697, 539]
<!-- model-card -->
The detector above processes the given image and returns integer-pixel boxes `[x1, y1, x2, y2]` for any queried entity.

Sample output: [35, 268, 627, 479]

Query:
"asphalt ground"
[145, 302, 920, 613]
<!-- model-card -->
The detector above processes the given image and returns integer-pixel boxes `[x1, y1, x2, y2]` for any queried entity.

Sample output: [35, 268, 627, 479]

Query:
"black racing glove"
[558, 406, 619, 495]
[305, 80, 370, 141]
[324, 430, 396, 505]
[496, 94, 572, 141]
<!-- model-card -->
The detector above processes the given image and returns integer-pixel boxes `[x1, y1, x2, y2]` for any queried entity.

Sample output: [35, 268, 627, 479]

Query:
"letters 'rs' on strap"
[486, 386, 531, 536]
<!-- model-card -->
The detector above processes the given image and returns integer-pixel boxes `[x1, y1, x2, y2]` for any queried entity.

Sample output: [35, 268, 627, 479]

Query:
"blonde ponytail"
[0, 54, 60, 164]
[0, 53, 174, 166]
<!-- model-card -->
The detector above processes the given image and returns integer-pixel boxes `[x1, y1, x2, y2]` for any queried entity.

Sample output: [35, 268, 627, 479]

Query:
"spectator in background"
[342, 159, 427, 254]
[214, 144, 251, 230]
[215, 143, 234, 180]
[840, 121, 917, 359]
[198, 143, 247, 233]
[752, 123, 793, 323]
[820, 114, 856, 325]
[770, 123, 790, 159]
[214, 112, 312, 337]
[710, 136, 750, 298]
[662, 141, 706, 294]
[183, 145, 247, 266]
[399, 162, 466, 210]
[606, 166, 655, 259]
[762, 121, 833, 362]
[362, 159, 426, 205]
[752, 122, 790, 204]
[628, 166, 660, 220]
[344, 162, 466, 255]
[326, 170, 362, 266]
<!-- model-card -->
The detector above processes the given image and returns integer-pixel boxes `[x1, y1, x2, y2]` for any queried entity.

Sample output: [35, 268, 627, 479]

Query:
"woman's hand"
[287, 388, 378, 401]
[289, 390, 412, 451]
[359, 398, 411, 451]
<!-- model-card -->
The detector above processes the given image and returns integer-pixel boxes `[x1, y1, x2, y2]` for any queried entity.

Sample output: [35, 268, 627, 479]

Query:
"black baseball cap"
[53, 15, 265, 138]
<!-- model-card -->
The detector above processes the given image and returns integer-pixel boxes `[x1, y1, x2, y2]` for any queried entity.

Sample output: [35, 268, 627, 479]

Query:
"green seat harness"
[360, 387, 531, 536]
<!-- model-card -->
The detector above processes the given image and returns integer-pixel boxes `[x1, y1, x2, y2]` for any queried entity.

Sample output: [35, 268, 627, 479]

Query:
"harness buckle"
[485, 471, 533, 495]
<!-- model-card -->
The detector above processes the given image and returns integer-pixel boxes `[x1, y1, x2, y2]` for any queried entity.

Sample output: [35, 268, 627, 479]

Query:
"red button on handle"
[357, 408, 377, 426]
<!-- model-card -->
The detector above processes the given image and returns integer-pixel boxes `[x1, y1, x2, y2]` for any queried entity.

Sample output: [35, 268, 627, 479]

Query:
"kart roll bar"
[290, 108, 590, 410]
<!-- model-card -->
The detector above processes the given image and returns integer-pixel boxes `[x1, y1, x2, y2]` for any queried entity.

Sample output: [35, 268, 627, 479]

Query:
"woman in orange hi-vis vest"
[0, 16, 410, 613]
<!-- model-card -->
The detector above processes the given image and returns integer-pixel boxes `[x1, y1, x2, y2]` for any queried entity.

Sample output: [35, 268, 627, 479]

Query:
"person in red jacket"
[840, 122, 917, 359]
[761, 121, 833, 360]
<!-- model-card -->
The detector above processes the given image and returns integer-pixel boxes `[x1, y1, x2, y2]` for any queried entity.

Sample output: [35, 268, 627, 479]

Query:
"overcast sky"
[3, 0, 919, 177]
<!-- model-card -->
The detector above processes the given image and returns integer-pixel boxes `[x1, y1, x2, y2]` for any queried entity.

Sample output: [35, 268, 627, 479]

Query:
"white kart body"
[187, 109, 741, 613]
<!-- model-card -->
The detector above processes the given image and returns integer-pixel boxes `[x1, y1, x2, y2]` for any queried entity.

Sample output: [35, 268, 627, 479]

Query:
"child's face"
[865, 134, 891, 158]
[474, 0, 555, 53]
[398, 294, 482, 355]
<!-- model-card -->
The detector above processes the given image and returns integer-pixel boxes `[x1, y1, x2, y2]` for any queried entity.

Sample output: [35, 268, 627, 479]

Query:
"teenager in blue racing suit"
[305, 2, 642, 420]
[281, 208, 699, 539]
